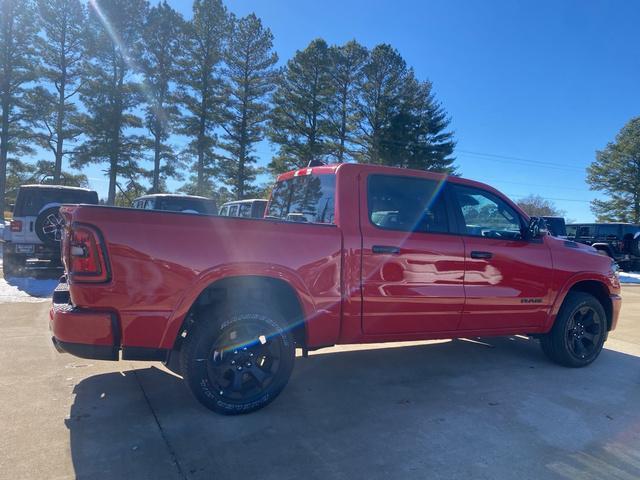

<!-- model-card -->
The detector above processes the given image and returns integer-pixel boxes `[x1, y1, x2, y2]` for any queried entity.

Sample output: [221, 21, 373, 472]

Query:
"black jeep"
[566, 222, 640, 271]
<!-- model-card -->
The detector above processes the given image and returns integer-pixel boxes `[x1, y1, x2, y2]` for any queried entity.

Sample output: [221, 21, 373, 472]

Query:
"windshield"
[266, 174, 336, 224]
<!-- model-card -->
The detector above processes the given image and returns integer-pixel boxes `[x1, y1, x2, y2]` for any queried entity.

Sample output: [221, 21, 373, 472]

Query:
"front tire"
[540, 292, 607, 367]
[180, 301, 295, 415]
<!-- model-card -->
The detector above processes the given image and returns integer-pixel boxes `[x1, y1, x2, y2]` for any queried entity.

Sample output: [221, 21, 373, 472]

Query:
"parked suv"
[2, 185, 98, 276]
[132, 194, 217, 215]
[219, 199, 267, 218]
[567, 222, 640, 270]
[542, 216, 567, 238]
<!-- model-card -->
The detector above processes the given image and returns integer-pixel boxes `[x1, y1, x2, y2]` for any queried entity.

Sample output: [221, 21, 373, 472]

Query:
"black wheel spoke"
[231, 371, 244, 391]
[582, 332, 596, 343]
[249, 366, 269, 385]
[574, 338, 586, 356]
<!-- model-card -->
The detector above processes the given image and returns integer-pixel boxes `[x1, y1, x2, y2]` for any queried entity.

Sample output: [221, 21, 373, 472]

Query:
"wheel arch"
[162, 273, 313, 352]
[546, 277, 614, 333]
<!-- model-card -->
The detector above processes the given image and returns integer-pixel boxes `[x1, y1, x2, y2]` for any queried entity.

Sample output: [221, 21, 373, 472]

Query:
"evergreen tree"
[221, 14, 278, 199]
[268, 39, 332, 173]
[587, 117, 640, 223]
[73, 0, 148, 205]
[327, 40, 367, 163]
[219, 13, 277, 199]
[178, 0, 228, 195]
[141, 1, 184, 193]
[32, 0, 86, 183]
[0, 0, 38, 216]
[353, 44, 407, 165]
[378, 73, 455, 172]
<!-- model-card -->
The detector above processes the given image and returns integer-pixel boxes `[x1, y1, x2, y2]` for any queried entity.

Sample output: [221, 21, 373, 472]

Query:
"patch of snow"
[620, 271, 640, 284]
[0, 276, 57, 303]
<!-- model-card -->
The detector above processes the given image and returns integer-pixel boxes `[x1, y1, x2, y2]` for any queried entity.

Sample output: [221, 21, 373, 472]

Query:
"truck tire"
[540, 292, 607, 367]
[631, 237, 640, 258]
[180, 300, 296, 415]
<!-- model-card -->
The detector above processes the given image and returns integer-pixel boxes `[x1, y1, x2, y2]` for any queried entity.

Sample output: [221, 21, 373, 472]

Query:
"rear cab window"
[266, 173, 336, 224]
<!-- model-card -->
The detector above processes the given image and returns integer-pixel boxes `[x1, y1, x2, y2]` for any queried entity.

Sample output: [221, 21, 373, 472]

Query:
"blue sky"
[80, 0, 640, 221]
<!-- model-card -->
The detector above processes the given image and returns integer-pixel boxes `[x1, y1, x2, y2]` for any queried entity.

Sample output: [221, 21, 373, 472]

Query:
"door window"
[451, 185, 522, 240]
[367, 175, 449, 233]
[229, 205, 239, 217]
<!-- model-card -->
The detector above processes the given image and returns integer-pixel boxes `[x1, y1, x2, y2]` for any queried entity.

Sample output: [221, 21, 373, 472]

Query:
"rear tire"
[540, 292, 607, 367]
[180, 300, 295, 415]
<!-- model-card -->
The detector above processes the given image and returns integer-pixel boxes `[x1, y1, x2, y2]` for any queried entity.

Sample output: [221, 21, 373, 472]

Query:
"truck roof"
[20, 184, 94, 192]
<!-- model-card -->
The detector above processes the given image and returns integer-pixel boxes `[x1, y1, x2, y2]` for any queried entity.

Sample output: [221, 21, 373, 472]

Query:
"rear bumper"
[49, 280, 168, 362]
[610, 294, 622, 331]
[49, 302, 120, 361]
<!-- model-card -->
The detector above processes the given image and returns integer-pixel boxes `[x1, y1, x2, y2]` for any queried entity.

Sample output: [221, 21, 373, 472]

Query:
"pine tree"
[353, 44, 407, 165]
[379, 73, 456, 172]
[219, 13, 277, 199]
[0, 0, 38, 216]
[141, 1, 184, 193]
[73, 0, 148, 205]
[327, 40, 367, 163]
[354, 44, 455, 172]
[33, 0, 86, 183]
[178, 0, 228, 196]
[587, 117, 640, 223]
[268, 39, 332, 173]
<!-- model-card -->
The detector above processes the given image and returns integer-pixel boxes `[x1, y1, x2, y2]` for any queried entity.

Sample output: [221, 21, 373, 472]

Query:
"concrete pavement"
[1, 288, 639, 479]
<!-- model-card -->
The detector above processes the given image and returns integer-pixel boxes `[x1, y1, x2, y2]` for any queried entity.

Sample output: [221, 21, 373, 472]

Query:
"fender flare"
[543, 271, 614, 332]
[158, 262, 334, 350]
[590, 243, 614, 257]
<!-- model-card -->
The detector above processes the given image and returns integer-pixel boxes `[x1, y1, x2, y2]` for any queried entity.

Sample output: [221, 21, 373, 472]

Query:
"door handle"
[470, 250, 493, 259]
[372, 245, 400, 255]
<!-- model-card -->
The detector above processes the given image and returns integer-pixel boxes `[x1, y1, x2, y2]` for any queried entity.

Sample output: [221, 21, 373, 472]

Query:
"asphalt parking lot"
[1, 281, 639, 480]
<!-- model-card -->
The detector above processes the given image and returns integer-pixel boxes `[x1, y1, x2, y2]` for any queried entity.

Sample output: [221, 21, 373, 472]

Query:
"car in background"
[542, 216, 567, 238]
[567, 222, 640, 270]
[219, 199, 267, 219]
[2, 185, 99, 277]
[132, 194, 217, 215]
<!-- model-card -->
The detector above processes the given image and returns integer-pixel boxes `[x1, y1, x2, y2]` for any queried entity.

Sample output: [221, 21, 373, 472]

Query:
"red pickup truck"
[50, 163, 622, 414]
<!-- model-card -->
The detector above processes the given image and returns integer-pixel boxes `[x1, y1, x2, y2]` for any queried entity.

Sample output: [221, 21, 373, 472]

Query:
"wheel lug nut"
[237, 366, 242, 371]
[231, 360, 235, 365]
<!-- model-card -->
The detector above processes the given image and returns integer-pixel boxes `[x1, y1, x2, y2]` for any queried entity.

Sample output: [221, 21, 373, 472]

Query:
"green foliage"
[31, 0, 86, 182]
[178, 0, 229, 195]
[326, 40, 367, 163]
[141, 0, 184, 193]
[587, 117, 640, 223]
[516, 194, 565, 217]
[268, 39, 333, 173]
[0, 0, 39, 217]
[219, 13, 277, 199]
[354, 44, 455, 172]
[72, 0, 149, 205]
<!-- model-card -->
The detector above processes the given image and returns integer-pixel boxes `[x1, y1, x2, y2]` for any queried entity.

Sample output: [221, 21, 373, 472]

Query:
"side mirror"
[527, 217, 549, 239]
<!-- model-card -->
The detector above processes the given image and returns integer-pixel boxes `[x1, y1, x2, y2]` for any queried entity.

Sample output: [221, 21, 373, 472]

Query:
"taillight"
[68, 225, 109, 282]
[10, 220, 22, 232]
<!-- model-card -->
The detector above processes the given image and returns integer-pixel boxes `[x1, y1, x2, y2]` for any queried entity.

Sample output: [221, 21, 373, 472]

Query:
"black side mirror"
[527, 217, 549, 239]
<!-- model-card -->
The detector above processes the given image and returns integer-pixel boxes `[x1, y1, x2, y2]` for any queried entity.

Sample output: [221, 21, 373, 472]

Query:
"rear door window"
[367, 175, 449, 233]
[596, 224, 620, 238]
[238, 203, 252, 217]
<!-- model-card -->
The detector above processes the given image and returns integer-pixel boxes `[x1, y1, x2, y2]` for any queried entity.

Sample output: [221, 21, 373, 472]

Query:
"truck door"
[449, 183, 554, 330]
[360, 172, 466, 335]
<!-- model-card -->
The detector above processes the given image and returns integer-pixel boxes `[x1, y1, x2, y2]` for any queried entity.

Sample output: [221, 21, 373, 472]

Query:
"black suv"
[567, 222, 640, 270]
[2, 185, 99, 277]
